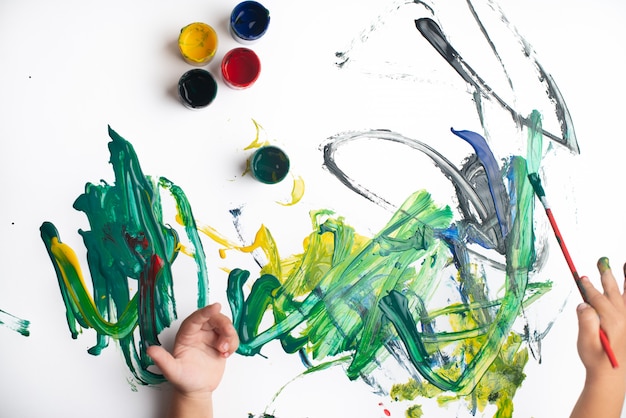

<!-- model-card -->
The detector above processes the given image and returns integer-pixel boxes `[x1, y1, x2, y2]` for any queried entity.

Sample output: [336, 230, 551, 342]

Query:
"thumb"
[147, 345, 178, 379]
[577, 303, 601, 352]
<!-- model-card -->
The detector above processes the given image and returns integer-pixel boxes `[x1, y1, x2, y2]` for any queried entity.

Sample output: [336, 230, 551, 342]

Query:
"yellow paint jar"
[178, 22, 218, 66]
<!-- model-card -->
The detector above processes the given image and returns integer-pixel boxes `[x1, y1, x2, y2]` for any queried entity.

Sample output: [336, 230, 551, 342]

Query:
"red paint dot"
[384, 409, 391, 416]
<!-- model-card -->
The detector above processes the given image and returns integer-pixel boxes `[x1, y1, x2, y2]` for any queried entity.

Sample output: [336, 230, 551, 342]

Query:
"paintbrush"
[528, 172, 619, 368]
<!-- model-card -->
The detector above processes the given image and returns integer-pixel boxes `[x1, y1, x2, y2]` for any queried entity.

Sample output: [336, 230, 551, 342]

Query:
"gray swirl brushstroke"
[322, 129, 506, 252]
[415, 17, 578, 152]
[334, 0, 579, 153]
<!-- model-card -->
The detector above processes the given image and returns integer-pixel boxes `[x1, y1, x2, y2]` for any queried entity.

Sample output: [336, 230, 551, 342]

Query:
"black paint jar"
[178, 69, 218, 109]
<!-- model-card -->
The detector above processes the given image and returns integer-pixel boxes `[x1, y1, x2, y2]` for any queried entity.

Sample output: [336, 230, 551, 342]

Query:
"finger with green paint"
[571, 258, 626, 418]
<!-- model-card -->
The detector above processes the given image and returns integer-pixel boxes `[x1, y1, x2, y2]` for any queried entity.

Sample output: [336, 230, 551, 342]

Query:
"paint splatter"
[40, 126, 209, 385]
[0, 309, 30, 336]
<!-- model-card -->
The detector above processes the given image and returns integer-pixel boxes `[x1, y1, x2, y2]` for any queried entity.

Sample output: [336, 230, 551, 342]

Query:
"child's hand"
[571, 257, 626, 418]
[147, 303, 239, 398]
[576, 258, 626, 377]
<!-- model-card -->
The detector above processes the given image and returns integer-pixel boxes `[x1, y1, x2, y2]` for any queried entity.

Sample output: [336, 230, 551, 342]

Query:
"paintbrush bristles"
[527, 173, 546, 198]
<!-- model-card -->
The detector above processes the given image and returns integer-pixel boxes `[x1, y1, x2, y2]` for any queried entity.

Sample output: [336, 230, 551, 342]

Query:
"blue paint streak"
[451, 128, 509, 238]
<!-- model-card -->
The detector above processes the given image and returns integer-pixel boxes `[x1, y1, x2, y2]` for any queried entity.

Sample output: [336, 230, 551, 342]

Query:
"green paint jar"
[249, 145, 290, 184]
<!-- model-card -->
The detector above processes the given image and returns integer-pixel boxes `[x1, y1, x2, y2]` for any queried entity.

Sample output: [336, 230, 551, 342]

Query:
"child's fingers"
[597, 258, 622, 303]
[580, 275, 611, 314]
[576, 302, 602, 353]
[207, 312, 240, 355]
[180, 304, 239, 353]
[194, 303, 222, 323]
[180, 303, 222, 334]
[147, 345, 178, 380]
[575, 302, 618, 370]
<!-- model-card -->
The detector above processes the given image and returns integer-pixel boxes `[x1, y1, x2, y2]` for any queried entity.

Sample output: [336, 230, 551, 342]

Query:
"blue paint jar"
[229, 1, 270, 44]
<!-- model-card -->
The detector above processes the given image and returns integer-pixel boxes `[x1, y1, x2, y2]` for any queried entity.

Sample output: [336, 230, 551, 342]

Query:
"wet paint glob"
[249, 145, 290, 184]
[229, 1, 270, 44]
[178, 69, 218, 109]
[178, 22, 218, 66]
[221, 47, 261, 89]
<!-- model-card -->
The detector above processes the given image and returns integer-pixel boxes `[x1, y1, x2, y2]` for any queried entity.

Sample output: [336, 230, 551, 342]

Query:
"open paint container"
[221, 47, 261, 89]
[229, 1, 270, 44]
[249, 145, 290, 184]
[178, 22, 218, 66]
[178, 69, 218, 109]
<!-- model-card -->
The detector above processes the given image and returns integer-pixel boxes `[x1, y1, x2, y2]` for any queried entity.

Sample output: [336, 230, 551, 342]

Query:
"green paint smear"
[405, 405, 424, 418]
[40, 126, 209, 384]
[229, 189, 454, 380]
[225, 113, 551, 418]
[391, 333, 528, 417]
[526, 110, 543, 175]
[228, 172, 538, 385]
[380, 155, 535, 393]
[0, 309, 30, 336]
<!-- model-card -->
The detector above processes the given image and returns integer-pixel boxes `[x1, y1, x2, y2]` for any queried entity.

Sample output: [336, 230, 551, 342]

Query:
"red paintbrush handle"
[545, 210, 618, 368]
[599, 328, 619, 368]
[529, 174, 619, 368]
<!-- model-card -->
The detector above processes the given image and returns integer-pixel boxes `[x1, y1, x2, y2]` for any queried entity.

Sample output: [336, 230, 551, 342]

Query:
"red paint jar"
[221, 47, 261, 89]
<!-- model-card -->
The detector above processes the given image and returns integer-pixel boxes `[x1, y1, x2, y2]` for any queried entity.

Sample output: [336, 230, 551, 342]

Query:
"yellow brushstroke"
[244, 119, 271, 150]
[48, 237, 137, 337]
[195, 221, 282, 279]
[278, 175, 305, 206]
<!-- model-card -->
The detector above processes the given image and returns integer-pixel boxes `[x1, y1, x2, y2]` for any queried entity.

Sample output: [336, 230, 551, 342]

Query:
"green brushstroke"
[380, 155, 535, 394]
[0, 309, 30, 336]
[526, 110, 543, 175]
[229, 168, 537, 389]
[40, 126, 208, 384]
[229, 190, 454, 379]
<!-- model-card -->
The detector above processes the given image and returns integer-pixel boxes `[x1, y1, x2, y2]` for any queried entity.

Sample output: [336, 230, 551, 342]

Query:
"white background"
[1, 0, 626, 417]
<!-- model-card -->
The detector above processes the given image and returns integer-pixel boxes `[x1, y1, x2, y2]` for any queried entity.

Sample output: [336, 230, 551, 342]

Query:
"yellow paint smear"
[244, 119, 270, 150]
[197, 222, 276, 260]
[278, 175, 305, 206]
[49, 237, 136, 338]
[178, 22, 218, 65]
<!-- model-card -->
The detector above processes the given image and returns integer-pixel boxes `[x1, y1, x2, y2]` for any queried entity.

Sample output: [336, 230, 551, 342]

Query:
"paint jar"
[221, 47, 261, 89]
[178, 22, 218, 66]
[178, 69, 218, 109]
[249, 146, 290, 184]
[229, 1, 270, 44]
